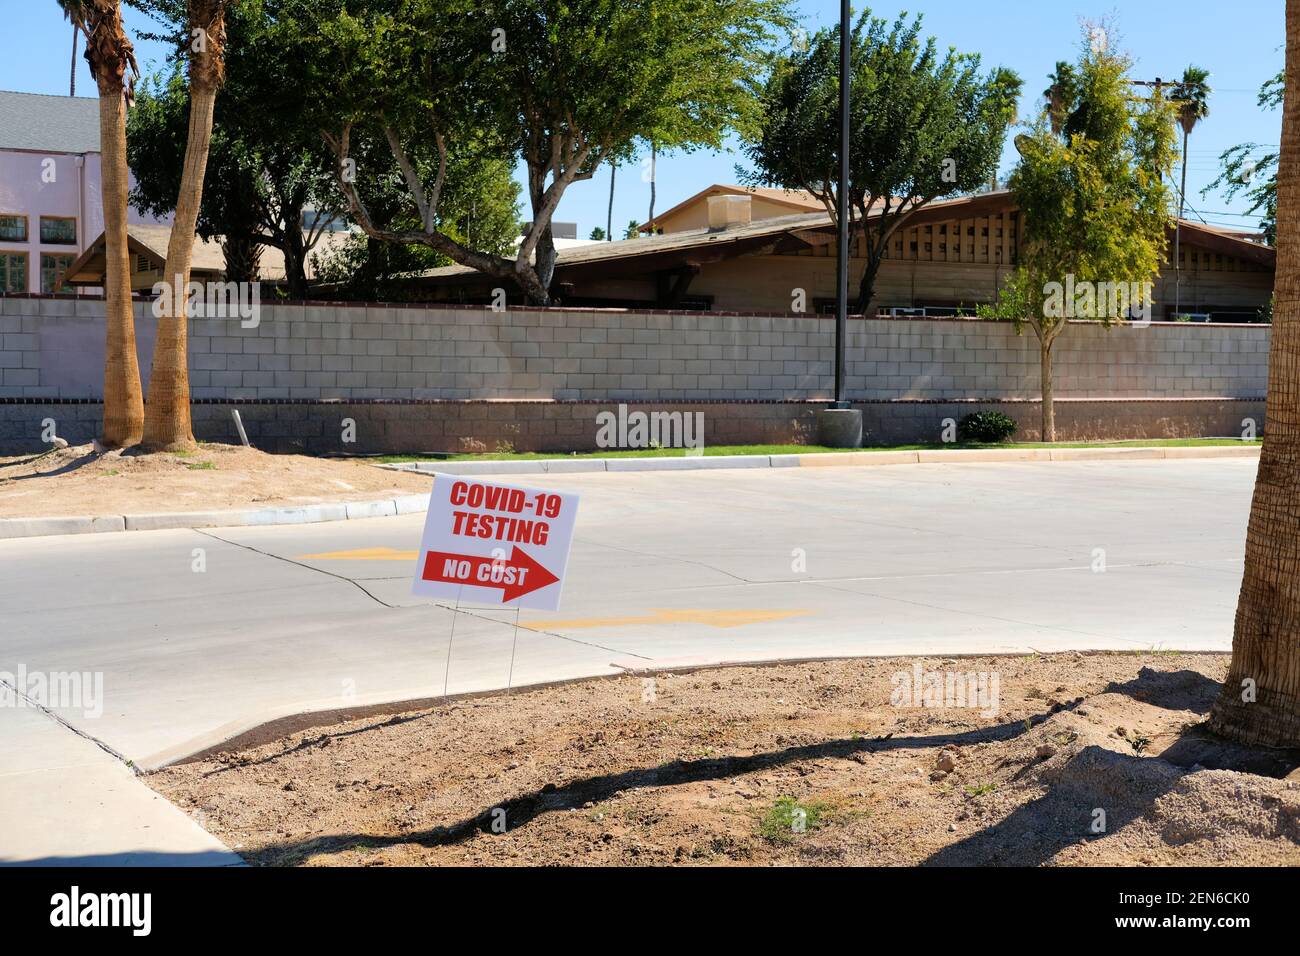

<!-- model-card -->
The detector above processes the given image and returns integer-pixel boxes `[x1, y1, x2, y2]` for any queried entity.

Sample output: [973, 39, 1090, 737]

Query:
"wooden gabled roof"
[639, 183, 826, 233]
[62, 224, 229, 287]
[61, 224, 356, 287]
[358, 190, 1281, 291]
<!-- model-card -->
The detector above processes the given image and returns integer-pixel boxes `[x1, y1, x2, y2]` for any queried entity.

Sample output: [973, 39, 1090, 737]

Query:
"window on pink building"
[39, 217, 78, 245]
[41, 253, 75, 294]
[0, 215, 28, 242]
[0, 252, 27, 293]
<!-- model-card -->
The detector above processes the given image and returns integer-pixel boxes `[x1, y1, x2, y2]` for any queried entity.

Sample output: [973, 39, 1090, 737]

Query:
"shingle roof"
[0, 90, 101, 154]
[64, 223, 360, 285]
[416, 190, 1277, 282]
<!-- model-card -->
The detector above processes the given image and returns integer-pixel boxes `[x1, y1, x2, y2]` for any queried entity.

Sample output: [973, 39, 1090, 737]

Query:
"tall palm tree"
[1207, 0, 1300, 747]
[647, 142, 657, 232]
[1173, 66, 1211, 318]
[1043, 61, 1075, 135]
[58, 0, 144, 448]
[142, 0, 231, 450]
[606, 163, 615, 242]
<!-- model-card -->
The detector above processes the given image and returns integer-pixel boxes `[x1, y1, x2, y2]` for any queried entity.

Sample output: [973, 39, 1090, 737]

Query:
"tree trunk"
[535, 225, 557, 293]
[519, 177, 556, 306]
[1207, 0, 1300, 747]
[1039, 331, 1056, 443]
[648, 143, 657, 229]
[96, 79, 144, 448]
[854, 243, 881, 316]
[1175, 127, 1189, 318]
[221, 237, 261, 285]
[282, 224, 309, 300]
[514, 260, 551, 306]
[607, 164, 615, 242]
[142, 85, 218, 450]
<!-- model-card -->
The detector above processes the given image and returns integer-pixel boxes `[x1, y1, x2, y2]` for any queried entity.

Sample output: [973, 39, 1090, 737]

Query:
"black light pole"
[832, 0, 850, 408]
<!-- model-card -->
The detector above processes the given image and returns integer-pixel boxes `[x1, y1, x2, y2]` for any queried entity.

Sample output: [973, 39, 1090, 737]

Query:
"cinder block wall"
[0, 296, 1269, 402]
[0, 397, 1264, 454]
[0, 296, 1270, 452]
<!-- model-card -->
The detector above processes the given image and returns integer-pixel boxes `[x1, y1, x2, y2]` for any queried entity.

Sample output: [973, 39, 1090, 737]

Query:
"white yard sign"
[410, 474, 578, 612]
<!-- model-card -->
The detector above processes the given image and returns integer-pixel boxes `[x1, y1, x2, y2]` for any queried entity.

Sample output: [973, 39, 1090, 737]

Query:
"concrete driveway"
[0, 457, 1254, 862]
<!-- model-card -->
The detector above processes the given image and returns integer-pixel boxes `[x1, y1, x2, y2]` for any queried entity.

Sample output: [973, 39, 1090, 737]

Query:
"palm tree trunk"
[648, 143, 657, 230]
[1039, 328, 1056, 443]
[1207, 0, 1300, 747]
[96, 79, 144, 448]
[142, 85, 218, 450]
[1175, 128, 1189, 317]
[607, 164, 615, 242]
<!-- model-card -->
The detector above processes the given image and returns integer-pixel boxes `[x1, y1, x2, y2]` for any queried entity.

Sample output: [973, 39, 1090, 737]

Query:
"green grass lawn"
[377, 437, 1260, 463]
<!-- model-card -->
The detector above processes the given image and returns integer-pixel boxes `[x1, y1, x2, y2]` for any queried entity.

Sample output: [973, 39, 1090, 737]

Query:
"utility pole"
[817, 0, 863, 446]
[833, 0, 850, 408]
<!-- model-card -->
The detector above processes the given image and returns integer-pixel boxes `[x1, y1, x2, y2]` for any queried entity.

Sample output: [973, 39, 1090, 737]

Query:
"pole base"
[816, 407, 863, 448]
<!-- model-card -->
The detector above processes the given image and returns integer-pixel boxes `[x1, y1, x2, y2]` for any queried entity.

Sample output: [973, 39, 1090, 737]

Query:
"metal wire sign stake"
[412, 474, 580, 701]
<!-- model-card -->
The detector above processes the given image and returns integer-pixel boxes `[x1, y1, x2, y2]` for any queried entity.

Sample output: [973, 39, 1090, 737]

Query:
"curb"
[0, 492, 432, 541]
[384, 444, 1262, 476]
[2, 445, 1260, 540]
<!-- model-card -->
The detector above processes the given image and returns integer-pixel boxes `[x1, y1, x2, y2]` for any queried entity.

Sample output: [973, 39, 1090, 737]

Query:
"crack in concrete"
[0, 674, 136, 773]
[191, 529, 652, 662]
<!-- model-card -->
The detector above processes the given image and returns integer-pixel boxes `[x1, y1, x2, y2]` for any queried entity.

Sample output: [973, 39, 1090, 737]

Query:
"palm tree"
[606, 163, 615, 242]
[1207, 0, 1300, 747]
[647, 142, 657, 232]
[142, 0, 231, 450]
[58, 0, 144, 448]
[1173, 66, 1211, 318]
[1043, 61, 1075, 135]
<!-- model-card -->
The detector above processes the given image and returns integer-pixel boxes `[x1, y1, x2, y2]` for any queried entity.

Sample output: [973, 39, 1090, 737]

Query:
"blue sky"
[1, 0, 1284, 237]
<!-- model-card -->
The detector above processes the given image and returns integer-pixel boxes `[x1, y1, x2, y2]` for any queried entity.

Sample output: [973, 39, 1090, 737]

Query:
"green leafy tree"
[589, 226, 607, 242]
[743, 8, 1021, 313]
[1205, 69, 1281, 245]
[300, 0, 792, 305]
[979, 25, 1177, 441]
[312, 136, 522, 301]
[624, 219, 642, 240]
[127, 0, 344, 298]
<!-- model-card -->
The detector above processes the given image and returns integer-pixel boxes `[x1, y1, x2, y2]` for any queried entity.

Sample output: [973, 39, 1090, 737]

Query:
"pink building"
[0, 90, 163, 295]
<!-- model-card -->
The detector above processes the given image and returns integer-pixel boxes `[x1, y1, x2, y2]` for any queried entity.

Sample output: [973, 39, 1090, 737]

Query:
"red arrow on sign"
[421, 546, 560, 603]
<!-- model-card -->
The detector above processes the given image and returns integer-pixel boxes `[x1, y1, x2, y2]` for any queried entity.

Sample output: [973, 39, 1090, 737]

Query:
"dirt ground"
[150, 652, 1300, 867]
[0, 443, 431, 517]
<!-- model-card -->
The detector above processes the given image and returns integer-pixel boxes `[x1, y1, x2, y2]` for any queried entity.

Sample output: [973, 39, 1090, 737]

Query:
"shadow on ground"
[222, 666, 1300, 867]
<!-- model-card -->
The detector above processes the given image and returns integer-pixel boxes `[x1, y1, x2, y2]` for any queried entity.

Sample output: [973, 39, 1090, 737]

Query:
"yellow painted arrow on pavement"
[298, 546, 419, 561]
[527, 608, 812, 630]
[295, 550, 811, 631]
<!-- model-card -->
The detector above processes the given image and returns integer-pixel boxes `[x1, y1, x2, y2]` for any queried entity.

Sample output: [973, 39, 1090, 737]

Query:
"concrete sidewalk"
[0, 705, 241, 866]
[0, 455, 1257, 866]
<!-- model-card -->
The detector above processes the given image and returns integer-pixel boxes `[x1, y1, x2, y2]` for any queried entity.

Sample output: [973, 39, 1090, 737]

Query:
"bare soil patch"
[149, 652, 1300, 867]
[0, 443, 430, 518]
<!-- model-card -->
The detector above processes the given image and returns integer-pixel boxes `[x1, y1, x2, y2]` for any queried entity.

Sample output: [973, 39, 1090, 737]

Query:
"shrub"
[957, 411, 1018, 444]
